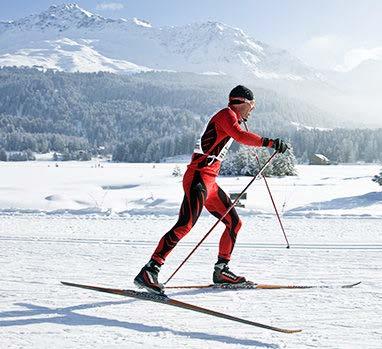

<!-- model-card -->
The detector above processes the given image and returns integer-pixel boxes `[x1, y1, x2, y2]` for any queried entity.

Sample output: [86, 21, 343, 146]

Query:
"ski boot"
[134, 259, 164, 294]
[213, 259, 248, 288]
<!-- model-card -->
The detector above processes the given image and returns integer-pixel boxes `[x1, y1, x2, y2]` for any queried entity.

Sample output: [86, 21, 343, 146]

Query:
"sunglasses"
[229, 97, 256, 109]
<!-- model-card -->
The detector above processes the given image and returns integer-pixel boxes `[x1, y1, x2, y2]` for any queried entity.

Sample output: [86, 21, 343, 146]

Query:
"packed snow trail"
[0, 216, 381, 348]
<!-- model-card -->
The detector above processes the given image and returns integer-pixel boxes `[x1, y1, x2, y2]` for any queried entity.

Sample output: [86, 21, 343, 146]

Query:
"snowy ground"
[0, 161, 381, 348]
[0, 161, 381, 218]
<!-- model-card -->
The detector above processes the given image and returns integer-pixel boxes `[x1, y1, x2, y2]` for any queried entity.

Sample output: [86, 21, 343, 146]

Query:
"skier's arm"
[217, 110, 267, 147]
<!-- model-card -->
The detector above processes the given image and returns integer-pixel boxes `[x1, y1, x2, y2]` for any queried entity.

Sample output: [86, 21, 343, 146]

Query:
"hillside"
[0, 67, 381, 163]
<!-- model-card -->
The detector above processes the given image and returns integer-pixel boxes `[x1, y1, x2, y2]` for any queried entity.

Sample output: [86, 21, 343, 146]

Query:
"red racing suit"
[151, 107, 268, 265]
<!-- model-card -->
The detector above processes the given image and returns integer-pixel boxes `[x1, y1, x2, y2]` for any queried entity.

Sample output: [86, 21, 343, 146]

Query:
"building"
[309, 153, 331, 165]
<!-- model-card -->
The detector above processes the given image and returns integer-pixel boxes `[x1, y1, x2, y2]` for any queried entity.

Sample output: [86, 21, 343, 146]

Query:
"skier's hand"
[271, 138, 288, 154]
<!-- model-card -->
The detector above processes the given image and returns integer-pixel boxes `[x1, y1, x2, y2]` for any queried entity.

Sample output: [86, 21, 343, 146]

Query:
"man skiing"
[134, 85, 288, 294]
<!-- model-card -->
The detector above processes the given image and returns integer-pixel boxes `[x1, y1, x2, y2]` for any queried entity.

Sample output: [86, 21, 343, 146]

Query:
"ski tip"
[286, 328, 303, 334]
[61, 281, 86, 288]
[342, 281, 361, 288]
[61, 281, 77, 286]
[270, 326, 302, 334]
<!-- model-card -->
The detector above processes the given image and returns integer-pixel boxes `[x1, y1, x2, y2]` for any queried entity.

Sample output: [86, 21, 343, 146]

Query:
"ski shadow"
[0, 301, 280, 348]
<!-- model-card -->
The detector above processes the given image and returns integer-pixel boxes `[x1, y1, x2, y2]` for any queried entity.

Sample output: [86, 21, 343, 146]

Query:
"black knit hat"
[229, 85, 254, 101]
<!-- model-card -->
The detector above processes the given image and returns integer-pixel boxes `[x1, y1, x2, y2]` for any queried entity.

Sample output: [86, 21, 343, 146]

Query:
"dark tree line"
[0, 66, 381, 163]
[253, 126, 382, 163]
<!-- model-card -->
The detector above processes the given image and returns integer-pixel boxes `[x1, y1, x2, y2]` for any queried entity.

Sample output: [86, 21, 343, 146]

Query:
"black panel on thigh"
[217, 187, 240, 228]
[189, 172, 207, 225]
[208, 210, 228, 224]
[173, 195, 191, 230]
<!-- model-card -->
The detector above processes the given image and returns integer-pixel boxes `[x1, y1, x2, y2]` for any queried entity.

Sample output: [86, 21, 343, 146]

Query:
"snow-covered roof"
[314, 153, 330, 161]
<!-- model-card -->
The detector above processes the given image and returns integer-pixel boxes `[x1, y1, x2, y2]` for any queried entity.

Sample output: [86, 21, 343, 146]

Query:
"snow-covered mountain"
[1, 3, 381, 126]
[0, 3, 317, 79]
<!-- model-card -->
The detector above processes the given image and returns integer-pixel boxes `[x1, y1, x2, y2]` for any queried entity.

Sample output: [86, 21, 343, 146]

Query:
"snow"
[0, 161, 381, 348]
[132, 18, 152, 28]
[0, 161, 380, 218]
[0, 37, 151, 74]
[313, 154, 329, 161]
[0, 4, 316, 80]
[290, 122, 333, 131]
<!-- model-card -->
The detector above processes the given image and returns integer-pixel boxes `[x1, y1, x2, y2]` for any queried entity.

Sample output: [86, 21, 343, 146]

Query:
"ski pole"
[243, 121, 290, 248]
[164, 150, 278, 285]
[257, 166, 290, 248]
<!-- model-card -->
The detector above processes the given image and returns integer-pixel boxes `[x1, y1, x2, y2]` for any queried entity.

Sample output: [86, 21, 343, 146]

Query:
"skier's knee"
[224, 216, 242, 233]
[174, 222, 193, 239]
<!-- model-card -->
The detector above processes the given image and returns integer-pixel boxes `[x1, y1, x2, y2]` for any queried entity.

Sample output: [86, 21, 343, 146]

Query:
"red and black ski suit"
[151, 107, 268, 265]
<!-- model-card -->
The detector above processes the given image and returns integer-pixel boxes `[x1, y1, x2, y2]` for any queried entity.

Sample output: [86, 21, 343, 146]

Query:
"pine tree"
[0, 148, 7, 161]
[220, 145, 297, 177]
[1, 66, 381, 164]
[172, 165, 183, 177]
[249, 147, 274, 177]
[270, 145, 298, 176]
[372, 169, 382, 186]
[220, 146, 261, 176]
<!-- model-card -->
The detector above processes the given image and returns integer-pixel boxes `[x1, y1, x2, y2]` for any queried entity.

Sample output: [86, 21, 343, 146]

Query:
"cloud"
[335, 47, 382, 71]
[304, 35, 341, 51]
[96, 2, 124, 11]
[296, 35, 347, 70]
[298, 34, 382, 73]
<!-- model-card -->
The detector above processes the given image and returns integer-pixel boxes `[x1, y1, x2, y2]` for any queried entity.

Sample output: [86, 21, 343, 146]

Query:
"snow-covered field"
[0, 161, 381, 218]
[0, 161, 381, 348]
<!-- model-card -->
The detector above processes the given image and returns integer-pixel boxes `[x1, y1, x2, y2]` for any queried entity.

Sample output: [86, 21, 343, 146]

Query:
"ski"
[165, 281, 361, 290]
[61, 281, 301, 334]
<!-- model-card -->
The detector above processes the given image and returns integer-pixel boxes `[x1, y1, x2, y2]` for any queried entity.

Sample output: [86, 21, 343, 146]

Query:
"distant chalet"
[310, 153, 331, 165]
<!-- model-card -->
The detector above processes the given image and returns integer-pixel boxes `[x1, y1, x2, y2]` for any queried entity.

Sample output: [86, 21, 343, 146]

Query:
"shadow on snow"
[0, 300, 279, 348]
[288, 191, 382, 213]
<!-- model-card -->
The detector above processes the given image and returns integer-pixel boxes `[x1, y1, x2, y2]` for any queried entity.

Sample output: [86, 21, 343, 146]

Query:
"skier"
[134, 85, 288, 294]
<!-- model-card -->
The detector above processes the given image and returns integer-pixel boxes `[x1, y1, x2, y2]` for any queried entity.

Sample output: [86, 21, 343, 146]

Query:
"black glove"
[262, 137, 288, 154]
[272, 138, 288, 153]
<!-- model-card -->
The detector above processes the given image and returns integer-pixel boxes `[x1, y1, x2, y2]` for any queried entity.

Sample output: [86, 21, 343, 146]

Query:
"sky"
[1, 0, 382, 71]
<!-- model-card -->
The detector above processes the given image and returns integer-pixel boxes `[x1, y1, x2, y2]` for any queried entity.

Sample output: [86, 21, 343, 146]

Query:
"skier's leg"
[205, 184, 245, 284]
[151, 170, 207, 265]
[205, 184, 242, 261]
[135, 170, 208, 293]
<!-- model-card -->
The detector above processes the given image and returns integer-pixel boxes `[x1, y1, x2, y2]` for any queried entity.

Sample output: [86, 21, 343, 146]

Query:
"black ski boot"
[213, 259, 246, 285]
[134, 259, 164, 294]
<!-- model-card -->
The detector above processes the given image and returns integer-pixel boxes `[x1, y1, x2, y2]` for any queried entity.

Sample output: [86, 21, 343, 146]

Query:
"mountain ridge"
[0, 3, 317, 80]
[0, 3, 380, 126]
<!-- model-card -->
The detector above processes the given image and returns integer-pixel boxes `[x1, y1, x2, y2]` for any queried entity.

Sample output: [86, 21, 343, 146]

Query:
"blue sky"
[1, 0, 382, 70]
